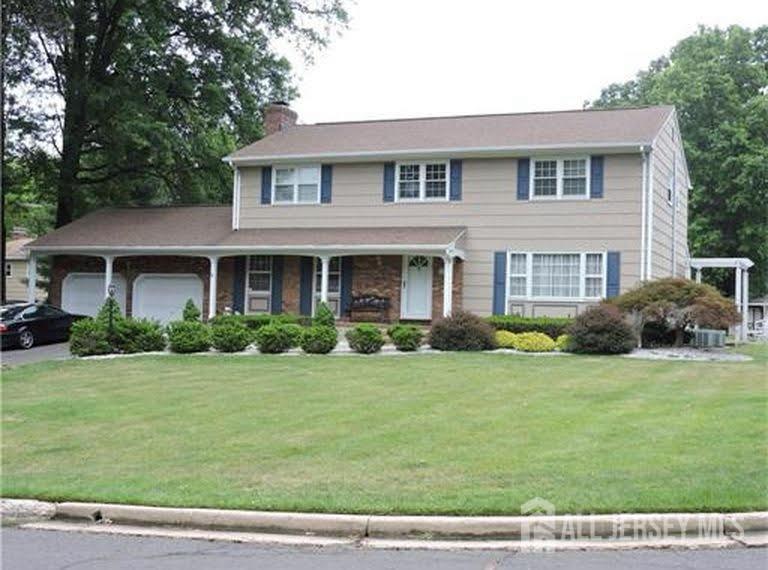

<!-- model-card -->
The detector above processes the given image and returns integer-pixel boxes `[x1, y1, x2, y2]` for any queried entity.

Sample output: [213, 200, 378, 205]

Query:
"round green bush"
[512, 332, 556, 352]
[428, 311, 496, 351]
[254, 324, 295, 354]
[182, 299, 202, 322]
[69, 319, 112, 356]
[283, 323, 305, 348]
[300, 326, 338, 354]
[494, 330, 518, 349]
[568, 304, 637, 354]
[211, 322, 252, 353]
[313, 302, 336, 328]
[166, 320, 211, 353]
[346, 324, 385, 354]
[555, 334, 571, 351]
[389, 325, 423, 352]
[116, 318, 166, 353]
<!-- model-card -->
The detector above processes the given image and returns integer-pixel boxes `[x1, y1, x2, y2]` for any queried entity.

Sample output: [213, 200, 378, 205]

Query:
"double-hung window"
[507, 252, 605, 302]
[531, 157, 589, 199]
[273, 165, 320, 204]
[247, 255, 272, 313]
[314, 257, 342, 316]
[396, 162, 449, 201]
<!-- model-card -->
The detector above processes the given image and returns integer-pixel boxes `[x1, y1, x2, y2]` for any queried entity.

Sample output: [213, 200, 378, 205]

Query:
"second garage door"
[133, 274, 204, 324]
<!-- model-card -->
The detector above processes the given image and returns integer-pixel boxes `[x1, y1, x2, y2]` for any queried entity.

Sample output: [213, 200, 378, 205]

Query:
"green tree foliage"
[590, 25, 768, 296]
[182, 299, 202, 322]
[3, 0, 348, 228]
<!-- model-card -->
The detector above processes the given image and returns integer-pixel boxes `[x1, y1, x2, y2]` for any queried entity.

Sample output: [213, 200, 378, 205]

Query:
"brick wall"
[350, 255, 403, 322]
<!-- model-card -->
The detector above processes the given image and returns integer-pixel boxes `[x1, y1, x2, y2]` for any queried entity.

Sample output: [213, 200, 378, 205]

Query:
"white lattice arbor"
[690, 257, 754, 341]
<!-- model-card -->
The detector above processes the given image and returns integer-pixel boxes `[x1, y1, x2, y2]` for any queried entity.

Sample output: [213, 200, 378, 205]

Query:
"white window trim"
[394, 161, 450, 202]
[245, 255, 273, 314]
[505, 251, 607, 306]
[529, 156, 591, 201]
[311, 257, 342, 317]
[271, 165, 321, 205]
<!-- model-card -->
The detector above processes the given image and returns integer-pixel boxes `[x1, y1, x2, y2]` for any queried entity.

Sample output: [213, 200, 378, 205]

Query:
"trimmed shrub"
[209, 313, 303, 331]
[166, 320, 211, 353]
[495, 330, 518, 349]
[346, 324, 385, 354]
[254, 324, 295, 354]
[555, 334, 571, 352]
[388, 324, 423, 352]
[116, 319, 166, 353]
[428, 311, 496, 351]
[300, 326, 338, 354]
[211, 322, 252, 353]
[69, 319, 112, 356]
[487, 315, 573, 338]
[314, 302, 336, 328]
[182, 299, 202, 322]
[568, 304, 636, 354]
[512, 332, 556, 352]
[283, 323, 304, 348]
[272, 313, 301, 326]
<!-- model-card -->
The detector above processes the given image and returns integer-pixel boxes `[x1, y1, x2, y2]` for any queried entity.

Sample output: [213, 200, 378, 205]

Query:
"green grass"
[2, 345, 767, 515]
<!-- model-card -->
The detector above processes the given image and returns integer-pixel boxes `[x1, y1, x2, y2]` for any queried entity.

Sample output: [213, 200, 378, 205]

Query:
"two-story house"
[28, 104, 690, 323]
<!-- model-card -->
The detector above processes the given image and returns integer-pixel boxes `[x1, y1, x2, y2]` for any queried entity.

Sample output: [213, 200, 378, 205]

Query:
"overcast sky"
[286, 0, 767, 124]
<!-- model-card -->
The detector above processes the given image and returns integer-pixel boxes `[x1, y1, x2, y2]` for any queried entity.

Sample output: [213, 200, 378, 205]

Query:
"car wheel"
[19, 330, 35, 350]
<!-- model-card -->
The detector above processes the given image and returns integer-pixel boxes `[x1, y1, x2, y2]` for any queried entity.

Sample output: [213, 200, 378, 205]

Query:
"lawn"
[2, 345, 767, 515]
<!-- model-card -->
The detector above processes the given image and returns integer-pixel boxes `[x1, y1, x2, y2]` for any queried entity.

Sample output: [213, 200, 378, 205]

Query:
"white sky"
[287, 0, 767, 124]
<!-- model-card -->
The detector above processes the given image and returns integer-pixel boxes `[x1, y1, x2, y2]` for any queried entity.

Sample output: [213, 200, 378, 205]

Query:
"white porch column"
[27, 253, 38, 303]
[208, 256, 219, 320]
[742, 269, 749, 341]
[442, 255, 454, 317]
[695, 268, 702, 283]
[734, 268, 743, 342]
[103, 255, 114, 298]
[319, 256, 330, 303]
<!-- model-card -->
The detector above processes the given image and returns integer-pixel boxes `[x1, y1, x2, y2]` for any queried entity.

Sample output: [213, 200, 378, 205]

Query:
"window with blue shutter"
[383, 162, 395, 202]
[321, 165, 333, 203]
[270, 256, 284, 314]
[340, 257, 354, 316]
[590, 156, 604, 199]
[232, 256, 246, 313]
[299, 257, 314, 315]
[260, 166, 272, 204]
[606, 251, 620, 298]
[492, 251, 507, 315]
[449, 159, 462, 201]
[517, 158, 530, 200]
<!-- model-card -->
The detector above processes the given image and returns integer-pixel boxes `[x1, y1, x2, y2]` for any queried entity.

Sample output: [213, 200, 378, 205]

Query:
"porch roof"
[28, 206, 466, 258]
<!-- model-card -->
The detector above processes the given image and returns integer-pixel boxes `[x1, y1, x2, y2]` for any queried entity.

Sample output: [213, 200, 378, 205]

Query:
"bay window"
[273, 165, 320, 204]
[507, 252, 605, 301]
[396, 162, 448, 201]
[531, 157, 589, 199]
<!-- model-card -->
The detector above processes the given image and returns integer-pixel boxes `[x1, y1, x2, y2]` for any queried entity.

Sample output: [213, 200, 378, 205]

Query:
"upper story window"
[531, 157, 589, 199]
[507, 251, 605, 301]
[273, 165, 320, 204]
[396, 162, 449, 201]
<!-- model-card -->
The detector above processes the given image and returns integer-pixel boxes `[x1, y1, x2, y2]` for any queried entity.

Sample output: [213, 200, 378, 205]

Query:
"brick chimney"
[263, 101, 298, 136]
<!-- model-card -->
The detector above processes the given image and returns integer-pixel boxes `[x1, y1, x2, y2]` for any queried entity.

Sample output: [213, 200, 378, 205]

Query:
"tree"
[590, 25, 768, 297]
[3, 0, 348, 228]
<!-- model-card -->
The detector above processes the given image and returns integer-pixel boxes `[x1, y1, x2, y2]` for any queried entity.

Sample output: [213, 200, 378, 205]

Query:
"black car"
[0, 303, 87, 350]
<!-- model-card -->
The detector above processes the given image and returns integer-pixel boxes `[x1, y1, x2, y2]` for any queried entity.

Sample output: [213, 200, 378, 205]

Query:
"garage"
[61, 273, 127, 316]
[133, 274, 204, 324]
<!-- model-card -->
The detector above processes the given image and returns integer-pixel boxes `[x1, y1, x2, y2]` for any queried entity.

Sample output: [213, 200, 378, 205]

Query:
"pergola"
[690, 257, 754, 341]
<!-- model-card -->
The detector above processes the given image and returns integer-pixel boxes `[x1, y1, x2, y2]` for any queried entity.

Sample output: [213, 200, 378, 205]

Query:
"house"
[27, 104, 691, 323]
[5, 228, 45, 303]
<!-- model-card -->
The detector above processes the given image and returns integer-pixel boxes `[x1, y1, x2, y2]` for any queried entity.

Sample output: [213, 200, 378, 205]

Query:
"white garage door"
[62, 273, 127, 317]
[133, 274, 204, 324]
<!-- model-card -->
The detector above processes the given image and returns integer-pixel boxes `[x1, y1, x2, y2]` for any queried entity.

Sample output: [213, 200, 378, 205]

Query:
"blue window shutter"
[449, 159, 462, 201]
[270, 255, 284, 314]
[492, 251, 507, 315]
[260, 166, 272, 204]
[383, 162, 395, 202]
[232, 256, 246, 313]
[321, 165, 333, 203]
[517, 158, 530, 200]
[299, 257, 314, 315]
[606, 251, 620, 298]
[340, 257, 354, 316]
[590, 156, 604, 199]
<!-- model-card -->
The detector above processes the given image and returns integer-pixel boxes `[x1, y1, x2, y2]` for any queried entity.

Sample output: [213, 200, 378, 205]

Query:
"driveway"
[1, 342, 71, 367]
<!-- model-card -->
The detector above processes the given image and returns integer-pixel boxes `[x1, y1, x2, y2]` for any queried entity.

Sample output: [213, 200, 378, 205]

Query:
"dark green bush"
[69, 319, 112, 356]
[346, 324, 385, 354]
[300, 326, 338, 354]
[166, 321, 211, 353]
[211, 322, 252, 353]
[254, 324, 295, 354]
[314, 302, 336, 328]
[428, 311, 496, 351]
[282, 323, 304, 348]
[568, 304, 636, 354]
[389, 324, 424, 351]
[487, 315, 573, 338]
[182, 299, 202, 322]
[116, 319, 166, 353]
[209, 313, 302, 330]
[641, 321, 693, 348]
[271, 313, 301, 326]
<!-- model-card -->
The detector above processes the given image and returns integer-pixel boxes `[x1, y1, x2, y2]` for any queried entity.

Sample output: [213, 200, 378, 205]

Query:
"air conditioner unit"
[693, 329, 726, 348]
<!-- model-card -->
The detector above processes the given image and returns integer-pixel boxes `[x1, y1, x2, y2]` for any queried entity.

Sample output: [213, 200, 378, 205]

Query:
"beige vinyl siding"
[650, 113, 690, 279]
[6, 260, 30, 301]
[239, 155, 644, 315]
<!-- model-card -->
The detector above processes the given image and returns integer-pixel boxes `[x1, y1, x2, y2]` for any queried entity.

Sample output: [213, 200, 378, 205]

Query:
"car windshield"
[0, 305, 29, 321]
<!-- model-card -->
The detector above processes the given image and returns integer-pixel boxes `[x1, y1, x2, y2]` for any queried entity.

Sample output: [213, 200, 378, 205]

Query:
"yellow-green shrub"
[555, 334, 571, 351]
[495, 330, 518, 348]
[512, 332, 556, 352]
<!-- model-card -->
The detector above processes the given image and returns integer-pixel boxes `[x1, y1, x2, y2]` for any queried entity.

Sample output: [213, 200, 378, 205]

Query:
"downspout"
[640, 146, 649, 281]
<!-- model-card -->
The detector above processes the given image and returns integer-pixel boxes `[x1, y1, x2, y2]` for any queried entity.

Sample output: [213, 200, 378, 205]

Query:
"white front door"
[401, 256, 432, 319]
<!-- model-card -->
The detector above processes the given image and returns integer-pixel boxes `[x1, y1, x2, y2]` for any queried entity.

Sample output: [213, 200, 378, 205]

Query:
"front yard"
[2, 345, 767, 515]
